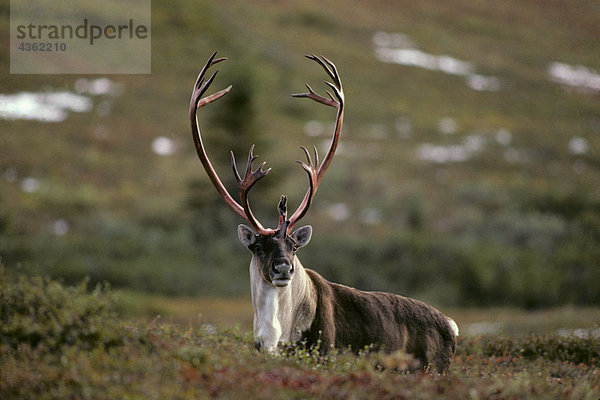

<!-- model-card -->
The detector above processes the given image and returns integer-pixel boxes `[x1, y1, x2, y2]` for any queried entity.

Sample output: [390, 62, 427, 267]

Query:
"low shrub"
[0, 267, 121, 351]
[2, 271, 599, 399]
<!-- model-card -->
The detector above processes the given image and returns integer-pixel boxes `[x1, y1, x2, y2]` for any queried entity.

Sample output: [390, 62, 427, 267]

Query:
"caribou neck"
[249, 255, 316, 353]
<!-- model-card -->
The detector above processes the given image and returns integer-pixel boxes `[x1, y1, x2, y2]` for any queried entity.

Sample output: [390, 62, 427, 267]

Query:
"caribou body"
[239, 221, 459, 372]
[190, 52, 459, 372]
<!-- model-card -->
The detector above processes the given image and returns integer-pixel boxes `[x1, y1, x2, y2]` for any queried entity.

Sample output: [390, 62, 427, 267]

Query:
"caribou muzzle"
[271, 260, 293, 287]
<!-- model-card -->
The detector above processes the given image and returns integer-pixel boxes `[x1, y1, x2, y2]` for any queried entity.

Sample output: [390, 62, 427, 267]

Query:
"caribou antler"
[190, 52, 344, 236]
[231, 145, 277, 234]
[287, 55, 345, 233]
[190, 51, 279, 235]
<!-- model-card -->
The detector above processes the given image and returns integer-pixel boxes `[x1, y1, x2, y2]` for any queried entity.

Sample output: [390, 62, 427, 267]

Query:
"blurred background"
[1, 0, 599, 312]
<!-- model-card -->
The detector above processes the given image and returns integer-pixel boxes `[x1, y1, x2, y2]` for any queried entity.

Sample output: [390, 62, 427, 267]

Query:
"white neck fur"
[249, 255, 316, 353]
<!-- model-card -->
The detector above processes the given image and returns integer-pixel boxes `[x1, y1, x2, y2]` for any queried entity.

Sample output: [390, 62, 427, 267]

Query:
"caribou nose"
[273, 261, 292, 276]
[272, 260, 293, 286]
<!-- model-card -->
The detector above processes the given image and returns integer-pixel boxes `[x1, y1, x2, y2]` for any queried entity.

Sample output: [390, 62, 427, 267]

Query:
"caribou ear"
[290, 225, 312, 248]
[238, 224, 257, 248]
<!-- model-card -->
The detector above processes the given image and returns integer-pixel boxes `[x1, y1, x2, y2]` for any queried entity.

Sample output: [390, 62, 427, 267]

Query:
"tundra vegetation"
[1, 270, 599, 399]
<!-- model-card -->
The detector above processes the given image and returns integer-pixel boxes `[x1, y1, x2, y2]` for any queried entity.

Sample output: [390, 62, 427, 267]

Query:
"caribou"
[189, 52, 459, 372]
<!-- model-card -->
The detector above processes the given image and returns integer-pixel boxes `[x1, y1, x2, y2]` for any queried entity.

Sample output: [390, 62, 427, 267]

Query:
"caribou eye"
[251, 243, 264, 255]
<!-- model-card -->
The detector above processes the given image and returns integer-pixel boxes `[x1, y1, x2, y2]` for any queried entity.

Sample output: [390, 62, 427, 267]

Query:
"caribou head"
[237, 202, 313, 288]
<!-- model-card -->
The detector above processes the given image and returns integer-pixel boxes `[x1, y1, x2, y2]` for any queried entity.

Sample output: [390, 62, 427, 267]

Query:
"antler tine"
[231, 146, 278, 235]
[190, 52, 275, 236]
[297, 145, 320, 177]
[308, 55, 343, 94]
[288, 56, 345, 233]
[191, 52, 230, 110]
[231, 145, 271, 185]
[291, 55, 344, 106]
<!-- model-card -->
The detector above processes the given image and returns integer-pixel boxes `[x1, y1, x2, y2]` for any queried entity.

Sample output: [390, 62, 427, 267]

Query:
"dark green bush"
[0, 267, 121, 351]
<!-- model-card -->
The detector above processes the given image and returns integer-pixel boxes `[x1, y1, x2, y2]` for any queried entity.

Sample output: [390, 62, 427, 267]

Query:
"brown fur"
[301, 269, 457, 373]
[240, 224, 457, 373]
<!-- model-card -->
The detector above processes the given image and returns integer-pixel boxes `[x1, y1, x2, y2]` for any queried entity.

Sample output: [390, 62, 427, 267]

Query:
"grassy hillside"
[1, 0, 599, 306]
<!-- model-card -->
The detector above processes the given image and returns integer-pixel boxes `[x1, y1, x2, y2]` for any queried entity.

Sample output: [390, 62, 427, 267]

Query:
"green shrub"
[0, 267, 121, 351]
